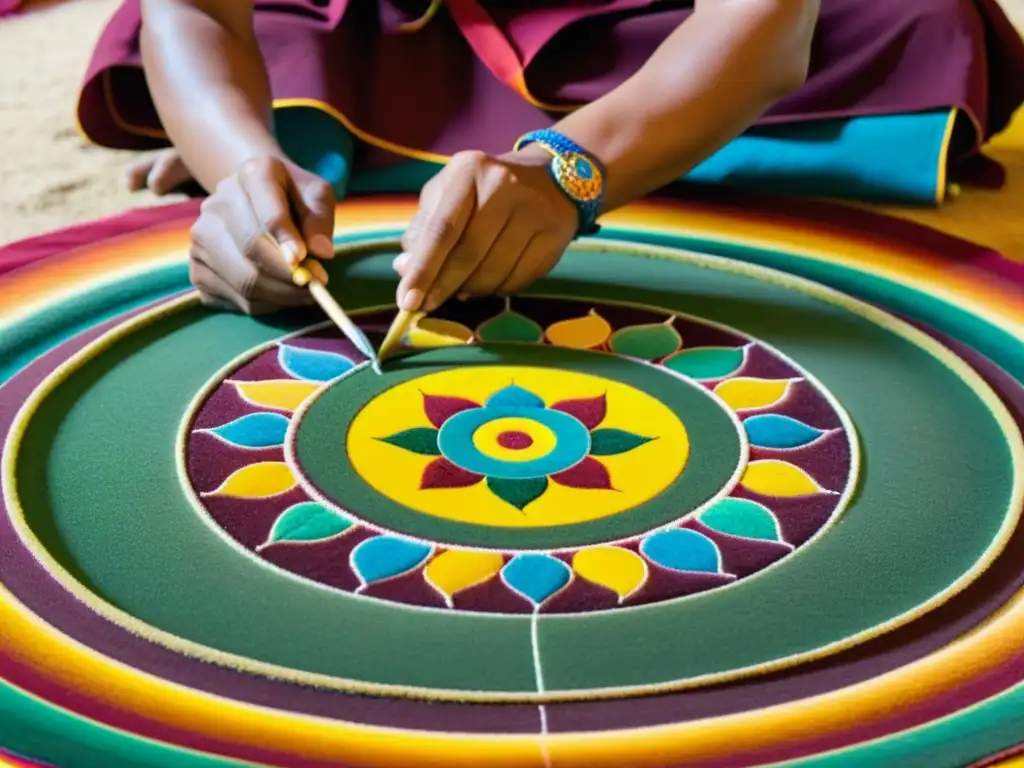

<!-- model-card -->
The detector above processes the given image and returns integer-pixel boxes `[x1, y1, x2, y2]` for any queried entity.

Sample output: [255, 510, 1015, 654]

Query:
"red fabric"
[75, 0, 1024, 162]
[0, 201, 200, 278]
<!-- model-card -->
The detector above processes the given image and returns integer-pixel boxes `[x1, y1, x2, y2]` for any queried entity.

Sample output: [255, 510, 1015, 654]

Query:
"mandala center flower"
[497, 431, 533, 450]
[336, 361, 698, 536]
[439, 406, 591, 480]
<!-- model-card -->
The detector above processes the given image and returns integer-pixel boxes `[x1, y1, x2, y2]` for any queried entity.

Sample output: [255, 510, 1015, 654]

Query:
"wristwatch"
[513, 129, 606, 236]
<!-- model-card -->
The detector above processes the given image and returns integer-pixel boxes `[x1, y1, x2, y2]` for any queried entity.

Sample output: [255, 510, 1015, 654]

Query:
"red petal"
[551, 456, 613, 490]
[422, 393, 480, 428]
[551, 394, 607, 430]
[421, 458, 484, 490]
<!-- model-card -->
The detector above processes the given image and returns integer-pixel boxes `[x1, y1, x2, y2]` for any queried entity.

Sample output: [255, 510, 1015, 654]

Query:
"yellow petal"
[232, 380, 319, 412]
[407, 318, 474, 348]
[572, 546, 648, 601]
[544, 310, 612, 349]
[205, 462, 297, 499]
[424, 550, 504, 605]
[741, 460, 827, 497]
[714, 377, 792, 411]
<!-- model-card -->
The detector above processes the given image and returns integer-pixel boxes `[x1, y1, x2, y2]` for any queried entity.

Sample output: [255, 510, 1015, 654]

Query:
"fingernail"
[402, 288, 424, 312]
[275, 237, 302, 267]
[308, 260, 329, 285]
[393, 253, 409, 271]
[310, 234, 335, 259]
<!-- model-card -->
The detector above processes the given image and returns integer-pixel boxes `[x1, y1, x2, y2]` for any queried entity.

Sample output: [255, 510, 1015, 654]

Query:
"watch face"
[574, 157, 594, 179]
[555, 151, 604, 203]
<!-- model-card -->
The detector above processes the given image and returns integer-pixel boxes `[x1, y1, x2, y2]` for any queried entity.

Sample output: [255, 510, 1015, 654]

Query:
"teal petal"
[744, 414, 825, 449]
[351, 536, 433, 586]
[476, 307, 545, 343]
[641, 529, 721, 573]
[487, 476, 549, 510]
[608, 321, 682, 360]
[208, 412, 289, 448]
[589, 428, 653, 456]
[262, 502, 351, 547]
[377, 427, 441, 455]
[485, 384, 544, 410]
[502, 554, 572, 606]
[699, 498, 781, 541]
[663, 347, 745, 380]
[279, 345, 354, 382]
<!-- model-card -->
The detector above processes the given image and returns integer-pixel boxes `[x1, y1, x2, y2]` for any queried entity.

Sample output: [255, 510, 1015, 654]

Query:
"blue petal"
[641, 529, 721, 573]
[279, 345, 354, 382]
[744, 414, 824, 449]
[208, 413, 290, 448]
[351, 536, 432, 586]
[502, 554, 572, 606]
[485, 384, 545, 410]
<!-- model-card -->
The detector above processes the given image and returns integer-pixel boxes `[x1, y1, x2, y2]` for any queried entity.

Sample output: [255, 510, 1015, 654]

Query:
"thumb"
[238, 157, 308, 282]
[292, 174, 338, 262]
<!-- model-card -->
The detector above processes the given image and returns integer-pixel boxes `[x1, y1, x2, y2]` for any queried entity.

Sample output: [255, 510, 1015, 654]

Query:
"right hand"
[189, 156, 337, 314]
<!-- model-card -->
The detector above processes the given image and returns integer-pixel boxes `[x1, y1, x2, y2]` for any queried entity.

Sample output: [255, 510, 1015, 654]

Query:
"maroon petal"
[551, 456, 614, 490]
[421, 458, 484, 490]
[423, 393, 480, 428]
[551, 394, 607, 430]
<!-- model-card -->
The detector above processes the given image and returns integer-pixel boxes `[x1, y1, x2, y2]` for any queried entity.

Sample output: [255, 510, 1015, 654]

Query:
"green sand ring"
[4, 239, 1019, 703]
[290, 345, 743, 550]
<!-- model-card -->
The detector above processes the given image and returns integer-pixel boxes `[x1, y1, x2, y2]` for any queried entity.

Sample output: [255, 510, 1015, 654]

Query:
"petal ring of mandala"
[180, 295, 860, 617]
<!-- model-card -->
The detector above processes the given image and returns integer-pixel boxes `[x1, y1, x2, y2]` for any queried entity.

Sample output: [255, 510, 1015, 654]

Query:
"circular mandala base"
[2, 195, 1024, 767]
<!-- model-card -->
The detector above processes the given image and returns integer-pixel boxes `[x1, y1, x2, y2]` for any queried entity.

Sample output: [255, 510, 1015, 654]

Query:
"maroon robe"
[78, 0, 1024, 171]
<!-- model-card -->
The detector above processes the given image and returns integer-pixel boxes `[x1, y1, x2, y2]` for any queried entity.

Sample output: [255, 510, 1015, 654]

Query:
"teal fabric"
[272, 105, 954, 205]
[684, 110, 952, 203]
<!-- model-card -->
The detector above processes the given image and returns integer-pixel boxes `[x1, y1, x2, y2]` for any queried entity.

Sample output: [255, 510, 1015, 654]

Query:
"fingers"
[123, 150, 194, 195]
[496, 234, 563, 296]
[190, 254, 314, 314]
[123, 154, 155, 192]
[190, 217, 313, 314]
[237, 157, 306, 273]
[189, 156, 345, 315]
[460, 217, 533, 299]
[147, 151, 193, 195]
[424, 197, 509, 308]
[292, 175, 337, 261]
[397, 154, 478, 312]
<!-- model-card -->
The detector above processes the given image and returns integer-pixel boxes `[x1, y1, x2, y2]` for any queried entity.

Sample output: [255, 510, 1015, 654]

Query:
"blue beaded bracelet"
[514, 129, 606, 236]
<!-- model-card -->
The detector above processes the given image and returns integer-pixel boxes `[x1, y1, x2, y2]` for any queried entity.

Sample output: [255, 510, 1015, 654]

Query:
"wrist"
[511, 130, 606, 236]
[552, 100, 653, 212]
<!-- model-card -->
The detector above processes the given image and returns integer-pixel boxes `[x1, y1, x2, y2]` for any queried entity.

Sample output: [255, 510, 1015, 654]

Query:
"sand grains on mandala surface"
[183, 296, 857, 614]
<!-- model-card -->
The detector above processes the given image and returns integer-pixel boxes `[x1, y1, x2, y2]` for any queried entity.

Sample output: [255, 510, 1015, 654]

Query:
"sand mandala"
[3, 194, 1024, 767]
[182, 298, 856, 614]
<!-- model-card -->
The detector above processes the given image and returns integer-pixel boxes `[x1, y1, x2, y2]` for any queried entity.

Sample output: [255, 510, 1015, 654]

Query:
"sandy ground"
[1, 0, 1022, 249]
[0, 0, 181, 247]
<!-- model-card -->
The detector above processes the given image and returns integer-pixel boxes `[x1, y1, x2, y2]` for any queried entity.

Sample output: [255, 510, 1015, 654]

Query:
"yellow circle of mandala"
[471, 416, 557, 462]
[347, 366, 689, 528]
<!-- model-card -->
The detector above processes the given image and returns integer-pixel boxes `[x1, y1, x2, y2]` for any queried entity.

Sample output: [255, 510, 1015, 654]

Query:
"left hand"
[393, 146, 578, 312]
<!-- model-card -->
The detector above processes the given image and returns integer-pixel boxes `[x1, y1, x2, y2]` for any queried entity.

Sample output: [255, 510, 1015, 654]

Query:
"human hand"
[393, 147, 578, 312]
[189, 156, 336, 314]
